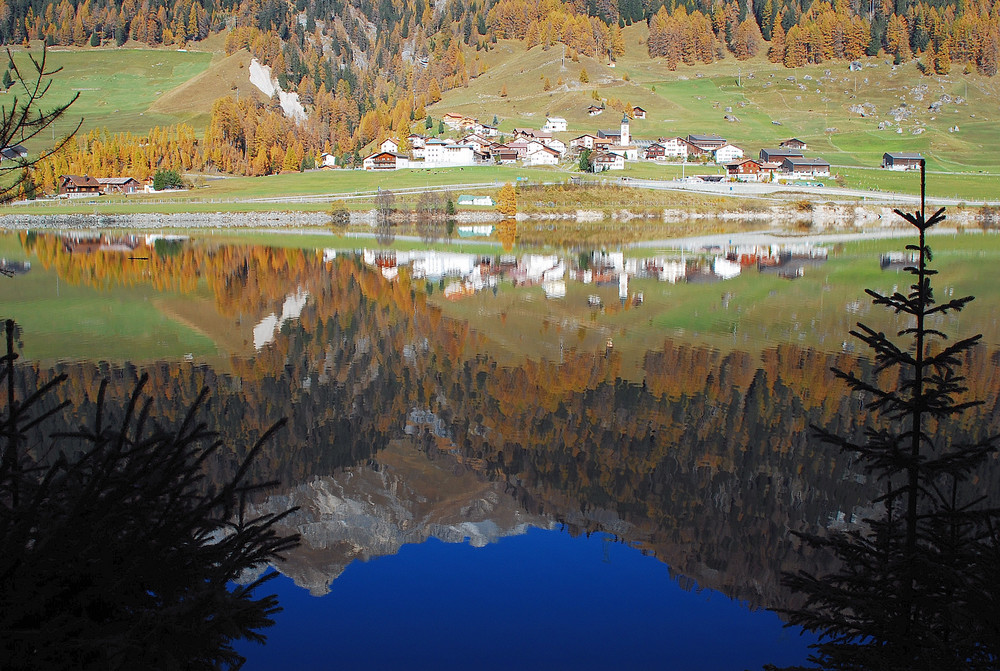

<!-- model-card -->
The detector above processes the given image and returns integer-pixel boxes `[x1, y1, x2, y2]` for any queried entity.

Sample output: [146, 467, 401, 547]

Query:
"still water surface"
[3, 229, 999, 669]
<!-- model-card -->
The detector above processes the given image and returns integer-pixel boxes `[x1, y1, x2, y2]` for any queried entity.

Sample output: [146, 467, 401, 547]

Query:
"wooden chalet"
[759, 147, 804, 163]
[631, 106, 647, 119]
[97, 177, 141, 195]
[725, 158, 762, 180]
[362, 151, 410, 170]
[644, 143, 667, 160]
[592, 151, 624, 171]
[779, 138, 808, 150]
[882, 152, 924, 170]
[58, 174, 101, 196]
[587, 105, 605, 116]
[490, 146, 519, 164]
[503, 140, 530, 159]
[781, 157, 831, 177]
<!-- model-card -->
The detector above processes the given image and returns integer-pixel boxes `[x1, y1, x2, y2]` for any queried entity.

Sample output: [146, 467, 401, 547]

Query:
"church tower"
[620, 111, 630, 146]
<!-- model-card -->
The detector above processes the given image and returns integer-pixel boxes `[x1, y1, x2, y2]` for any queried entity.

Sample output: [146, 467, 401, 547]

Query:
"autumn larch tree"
[496, 182, 517, 217]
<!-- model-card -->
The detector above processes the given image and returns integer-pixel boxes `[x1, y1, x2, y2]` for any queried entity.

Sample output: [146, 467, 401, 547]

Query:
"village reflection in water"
[362, 243, 830, 303]
[4, 230, 999, 665]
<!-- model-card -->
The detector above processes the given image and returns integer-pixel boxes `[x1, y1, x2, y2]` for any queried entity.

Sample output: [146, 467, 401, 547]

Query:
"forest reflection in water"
[4, 230, 1000, 666]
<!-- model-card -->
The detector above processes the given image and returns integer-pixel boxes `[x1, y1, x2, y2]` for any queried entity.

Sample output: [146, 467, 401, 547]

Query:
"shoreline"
[0, 203, 986, 231]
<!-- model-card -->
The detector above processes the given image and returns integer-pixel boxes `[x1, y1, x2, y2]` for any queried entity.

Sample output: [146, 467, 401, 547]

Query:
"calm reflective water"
[4, 229, 999, 669]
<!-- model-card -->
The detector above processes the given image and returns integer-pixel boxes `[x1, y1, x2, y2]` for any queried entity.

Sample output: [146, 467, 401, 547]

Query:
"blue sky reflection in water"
[239, 528, 817, 670]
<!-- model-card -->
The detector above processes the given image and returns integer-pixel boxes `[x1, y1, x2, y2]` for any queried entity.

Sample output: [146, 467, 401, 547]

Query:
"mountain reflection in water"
[5, 231, 1000, 667]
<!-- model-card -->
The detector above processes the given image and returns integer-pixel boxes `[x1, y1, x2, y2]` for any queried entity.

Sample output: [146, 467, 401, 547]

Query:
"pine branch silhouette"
[1, 320, 300, 670]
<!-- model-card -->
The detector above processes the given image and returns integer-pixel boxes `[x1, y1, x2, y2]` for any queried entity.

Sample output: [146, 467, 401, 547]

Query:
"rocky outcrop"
[249, 440, 554, 595]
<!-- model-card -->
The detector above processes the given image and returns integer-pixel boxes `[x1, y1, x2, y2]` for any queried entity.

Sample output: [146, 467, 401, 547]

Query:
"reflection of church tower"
[620, 112, 630, 146]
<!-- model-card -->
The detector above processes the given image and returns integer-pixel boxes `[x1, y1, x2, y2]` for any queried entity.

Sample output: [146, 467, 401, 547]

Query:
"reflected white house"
[253, 288, 310, 349]
[713, 257, 742, 280]
[543, 280, 567, 299]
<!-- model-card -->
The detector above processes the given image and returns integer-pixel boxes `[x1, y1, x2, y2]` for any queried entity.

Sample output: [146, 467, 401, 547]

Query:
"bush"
[152, 169, 184, 191]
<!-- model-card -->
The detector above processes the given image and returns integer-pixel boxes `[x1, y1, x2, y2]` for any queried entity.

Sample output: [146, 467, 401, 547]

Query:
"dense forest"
[3, 0, 997, 183]
[12, 232, 1000, 606]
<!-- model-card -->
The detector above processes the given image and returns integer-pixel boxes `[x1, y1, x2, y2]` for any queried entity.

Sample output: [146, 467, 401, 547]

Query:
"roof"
[784, 157, 830, 166]
[884, 152, 924, 160]
[0, 145, 27, 160]
[688, 134, 724, 141]
[531, 145, 560, 155]
[60, 174, 101, 187]
[365, 151, 408, 159]
[96, 177, 139, 185]
[632, 106, 646, 111]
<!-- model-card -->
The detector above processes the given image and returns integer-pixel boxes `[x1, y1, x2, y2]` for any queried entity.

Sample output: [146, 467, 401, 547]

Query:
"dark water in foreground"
[5, 230, 1000, 669]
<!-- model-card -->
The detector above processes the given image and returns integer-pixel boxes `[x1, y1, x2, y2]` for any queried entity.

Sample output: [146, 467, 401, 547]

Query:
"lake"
[3, 227, 999, 669]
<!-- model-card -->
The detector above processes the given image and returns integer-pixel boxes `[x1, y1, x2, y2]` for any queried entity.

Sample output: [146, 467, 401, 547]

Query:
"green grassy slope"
[436, 27, 1000, 178]
[7, 47, 216, 139]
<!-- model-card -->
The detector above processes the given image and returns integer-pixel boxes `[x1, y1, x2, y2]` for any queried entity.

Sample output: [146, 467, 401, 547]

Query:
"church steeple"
[620, 112, 630, 146]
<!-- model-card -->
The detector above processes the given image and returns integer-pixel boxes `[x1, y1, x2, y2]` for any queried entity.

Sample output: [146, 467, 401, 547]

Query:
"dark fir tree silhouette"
[780, 164, 1000, 669]
[0, 320, 299, 670]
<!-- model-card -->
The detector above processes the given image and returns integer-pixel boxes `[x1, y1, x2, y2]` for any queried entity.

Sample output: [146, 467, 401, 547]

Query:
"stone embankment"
[0, 204, 986, 230]
[0, 211, 331, 230]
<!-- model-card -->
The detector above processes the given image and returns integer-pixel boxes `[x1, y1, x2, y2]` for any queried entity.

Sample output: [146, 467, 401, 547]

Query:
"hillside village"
[43, 107, 927, 198]
[356, 108, 924, 184]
